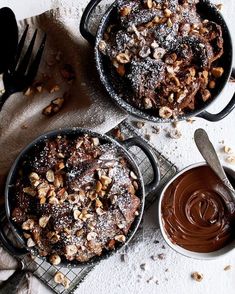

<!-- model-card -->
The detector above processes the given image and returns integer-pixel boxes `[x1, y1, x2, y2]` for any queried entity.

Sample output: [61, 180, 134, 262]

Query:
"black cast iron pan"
[80, 0, 235, 122]
[0, 128, 160, 267]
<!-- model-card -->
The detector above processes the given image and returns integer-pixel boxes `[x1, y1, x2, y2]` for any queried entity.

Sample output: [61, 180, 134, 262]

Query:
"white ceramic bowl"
[158, 162, 235, 260]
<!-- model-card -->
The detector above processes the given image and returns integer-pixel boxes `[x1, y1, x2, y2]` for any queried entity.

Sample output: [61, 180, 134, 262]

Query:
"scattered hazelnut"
[65, 244, 78, 256]
[22, 219, 35, 230]
[191, 272, 203, 282]
[87, 232, 97, 241]
[116, 53, 130, 64]
[159, 106, 173, 119]
[226, 156, 235, 164]
[208, 80, 216, 89]
[100, 175, 112, 186]
[49, 254, 61, 266]
[27, 238, 35, 247]
[23, 187, 36, 197]
[114, 235, 126, 242]
[39, 215, 51, 228]
[46, 170, 55, 182]
[211, 67, 224, 78]
[98, 40, 107, 53]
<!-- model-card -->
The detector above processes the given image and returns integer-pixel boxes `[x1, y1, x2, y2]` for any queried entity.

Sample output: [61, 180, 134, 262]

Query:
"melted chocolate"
[162, 166, 235, 253]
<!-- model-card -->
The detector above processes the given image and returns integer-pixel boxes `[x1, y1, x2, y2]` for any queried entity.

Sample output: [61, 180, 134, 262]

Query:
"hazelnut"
[130, 171, 138, 180]
[168, 93, 174, 103]
[145, 0, 153, 9]
[153, 48, 166, 60]
[39, 215, 51, 228]
[96, 207, 105, 216]
[73, 209, 81, 220]
[191, 272, 203, 282]
[226, 156, 235, 164]
[65, 244, 78, 256]
[24, 87, 33, 96]
[49, 254, 61, 266]
[23, 187, 36, 197]
[114, 235, 126, 242]
[27, 238, 35, 247]
[100, 175, 112, 186]
[54, 174, 63, 188]
[164, 8, 172, 17]
[92, 137, 99, 146]
[46, 170, 55, 182]
[116, 53, 130, 64]
[144, 98, 153, 109]
[29, 172, 40, 182]
[159, 106, 173, 119]
[62, 277, 70, 289]
[98, 40, 107, 53]
[55, 162, 65, 171]
[116, 64, 126, 77]
[54, 272, 65, 284]
[95, 199, 103, 208]
[201, 89, 211, 102]
[22, 219, 35, 230]
[120, 6, 131, 16]
[48, 197, 59, 205]
[68, 194, 79, 204]
[37, 182, 50, 198]
[209, 80, 216, 89]
[167, 18, 173, 28]
[87, 232, 97, 241]
[211, 67, 224, 78]
[96, 181, 103, 192]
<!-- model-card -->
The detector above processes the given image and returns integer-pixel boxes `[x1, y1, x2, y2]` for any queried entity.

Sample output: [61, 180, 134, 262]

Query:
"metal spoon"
[0, 7, 18, 74]
[194, 128, 235, 207]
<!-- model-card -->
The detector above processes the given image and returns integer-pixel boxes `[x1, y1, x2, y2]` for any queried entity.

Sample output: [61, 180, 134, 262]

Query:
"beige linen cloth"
[0, 4, 126, 293]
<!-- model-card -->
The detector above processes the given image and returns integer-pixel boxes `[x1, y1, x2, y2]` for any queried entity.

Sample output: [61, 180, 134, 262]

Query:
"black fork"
[0, 25, 46, 111]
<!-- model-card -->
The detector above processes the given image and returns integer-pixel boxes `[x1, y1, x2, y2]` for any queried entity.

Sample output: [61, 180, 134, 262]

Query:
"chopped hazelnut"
[114, 234, 126, 242]
[211, 67, 224, 78]
[22, 219, 35, 230]
[49, 254, 61, 266]
[191, 272, 203, 282]
[120, 6, 131, 16]
[39, 215, 51, 228]
[46, 170, 55, 182]
[159, 106, 173, 119]
[116, 53, 130, 64]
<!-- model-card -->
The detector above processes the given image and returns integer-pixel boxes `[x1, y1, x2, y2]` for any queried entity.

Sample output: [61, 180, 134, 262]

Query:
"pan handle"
[80, 0, 103, 45]
[122, 137, 160, 195]
[0, 212, 28, 256]
[197, 68, 235, 122]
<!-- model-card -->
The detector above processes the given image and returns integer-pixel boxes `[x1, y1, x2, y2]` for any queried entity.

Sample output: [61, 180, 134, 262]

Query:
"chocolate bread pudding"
[98, 0, 224, 119]
[11, 134, 140, 264]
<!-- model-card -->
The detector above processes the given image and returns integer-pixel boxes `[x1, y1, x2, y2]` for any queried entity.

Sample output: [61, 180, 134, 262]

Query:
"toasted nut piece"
[208, 80, 216, 89]
[40, 197, 46, 204]
[96, 181, 103, 192]
[115, 235, 126, 242]
[167, 18, 173, 28]
[54, 174, 63, 188]
[168, 93, 174, 103]
[98, 40, 107, 53]
[201, 89, 211, 102]
[128, 184, 135, 194]
[49, 254, 61, 266]
[191, 272, 203, 282]
[211, 67, 224, 78]
[22, 219, 35, 230]
[144, 98, 153, 109]
[23, 187, 36, 197]
[226, 156, 235, 164]
[215, 3, 223, 10]
[135, 121, 145, 129]
[153, 48, 166, 60]
[49, 233, 60, 244]
[95, 199, 103, 208]
[49, 84, 60, 93]
[65, 244, 78, 256]
[54, 272, 65, 284]
[152, 16, 160, 24]
[39, 215, 51, 228]
[73, 209, 81, 220]
[130, 171, 138, 180]
[92, 137, 99, 146]
[48, 196, 59, 205]
[87, 232, 97, 241]
[55, 162, 65, 171]
[68, 194, 79, 204]
[120, 6, 131, 16]
[96, 207, 105, 216]
[100, 175, 112, 186]
[224, 265, 231, 271]
[133, 181, 139, 190]
[29, 172, 40, 181]
[116, 64, 126, 77]
[42, 105, 53, 115]
[37, 182, 50, 198]
[224, 146, 232, 154]
[57, 152, 65, 159]
[116, 53, 130, 64]
[46, 170, 55, 182]
[24, 87, 33, 96]
[164, 8, 172, 17]
[159, 106, 173, 119]
[145, 0, 153, 9]
[27, 238, 36, 247]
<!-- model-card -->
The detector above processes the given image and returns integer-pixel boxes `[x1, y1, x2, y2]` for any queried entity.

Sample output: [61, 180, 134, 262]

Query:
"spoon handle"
[194, 128, 235, 192]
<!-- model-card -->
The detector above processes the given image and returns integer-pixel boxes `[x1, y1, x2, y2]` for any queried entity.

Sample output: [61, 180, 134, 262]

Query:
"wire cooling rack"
[4, 120, 177, 294]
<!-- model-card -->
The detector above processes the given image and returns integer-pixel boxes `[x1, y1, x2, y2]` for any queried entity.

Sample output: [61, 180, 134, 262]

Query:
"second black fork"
[0, 25, 46, 111]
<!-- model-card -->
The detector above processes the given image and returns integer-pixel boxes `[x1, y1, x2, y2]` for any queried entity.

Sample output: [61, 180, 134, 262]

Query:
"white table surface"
[1, 0, 235, 293]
